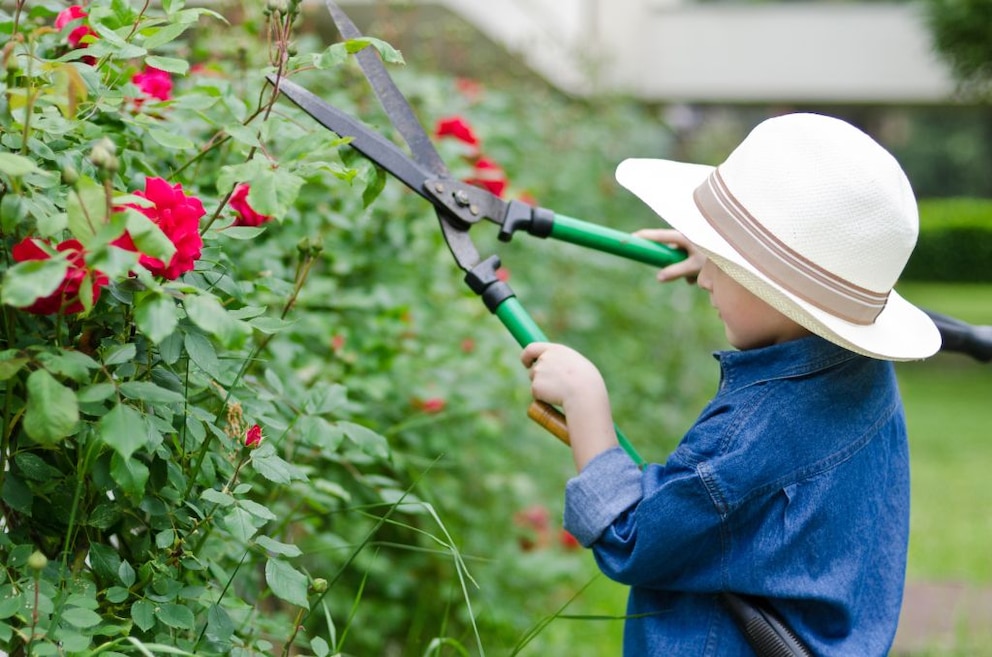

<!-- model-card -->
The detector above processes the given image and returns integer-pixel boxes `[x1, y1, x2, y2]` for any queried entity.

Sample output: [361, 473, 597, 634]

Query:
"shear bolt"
[454, 190, 471, 207]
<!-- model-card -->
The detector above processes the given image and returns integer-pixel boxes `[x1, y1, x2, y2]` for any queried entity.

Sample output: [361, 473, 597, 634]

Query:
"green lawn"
[898, 282, 992, 584]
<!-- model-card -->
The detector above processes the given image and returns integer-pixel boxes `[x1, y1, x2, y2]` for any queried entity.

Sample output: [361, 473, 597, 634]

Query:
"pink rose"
[113, 177, 204, 280]
[132, 66, 173, 103]
[465, 157, 508, 198]
[55, 5, 96, 50]
[230, 184, 273, 227]
[435, 116, 479, 148]
[12, 238, 107, 315]
[245, 424, 263, 449]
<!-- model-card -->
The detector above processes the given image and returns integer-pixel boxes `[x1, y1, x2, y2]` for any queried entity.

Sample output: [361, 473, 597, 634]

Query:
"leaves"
[23, 369, 79, 445]
[264, 558, 310, 609]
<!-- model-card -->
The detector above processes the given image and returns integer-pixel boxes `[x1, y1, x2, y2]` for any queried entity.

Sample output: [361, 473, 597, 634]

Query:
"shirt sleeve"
[564, 446, 727, 591]
[563, 447, 643, 546]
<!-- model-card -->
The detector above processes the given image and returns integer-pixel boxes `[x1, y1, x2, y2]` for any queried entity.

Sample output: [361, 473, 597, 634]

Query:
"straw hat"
[616, 112, 940, 361]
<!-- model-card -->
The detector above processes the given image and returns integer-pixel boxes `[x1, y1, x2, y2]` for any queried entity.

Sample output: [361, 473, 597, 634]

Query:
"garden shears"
[268, 2, 992, 467]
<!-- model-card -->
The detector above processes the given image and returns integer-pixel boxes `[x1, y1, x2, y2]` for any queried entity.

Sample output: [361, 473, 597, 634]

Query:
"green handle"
[495, 296, 646, 467]
[550, 214, 686, 267]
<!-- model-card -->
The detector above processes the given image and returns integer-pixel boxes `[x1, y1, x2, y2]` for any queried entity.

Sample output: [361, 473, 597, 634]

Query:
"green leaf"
[62, 606, 102, 628]
[131, 600, 155, 632]
[183, 293, 249, 347]
[264, 558, 310, 609]
[88, 543, 121, 585]
[338, 421, 389, 460]
[362, 164, 387, 208]
[201, 488, 235, 507]
[0, 585, 23, 620]
[119, 381, 185, 404]
[205, 604, 234, 646]
[250, 443, 307, 484]
[118, 560, 136, 587]
[37, 349, 100, 382]
[156, 603, 194, 630]
[311, 637, 330, 657]
[248, 166, 304, 218]
[103, 343, 137, 366]
[144, 23, 189, 56]
[97, 403, 146, 459]
[24, 369, 79, 445]
[0, 153, 43, 177]
[124, 208, 177, 264]
[111, 452, 150, 501]
[220, 506, 260, 543]
[255, 535, 302, 558]
[1, 258, 68, 309]
[0, 357, 29, 381]
[13, 453, 63, 482]
[238, 499, 276, 521]
[147, 128, 195, 150]
[77, 383, 115, 403]
[67, 175, 109, 245]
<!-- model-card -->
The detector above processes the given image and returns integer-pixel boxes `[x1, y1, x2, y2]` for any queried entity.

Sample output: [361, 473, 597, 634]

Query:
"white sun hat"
[616, 112, 940, 361]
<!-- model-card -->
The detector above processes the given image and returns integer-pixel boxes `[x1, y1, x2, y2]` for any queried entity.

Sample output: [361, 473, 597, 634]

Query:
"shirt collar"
[714, 335, 860, 390]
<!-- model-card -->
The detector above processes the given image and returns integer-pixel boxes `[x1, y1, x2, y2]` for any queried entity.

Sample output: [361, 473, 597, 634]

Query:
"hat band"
[693, 170, 887, 325]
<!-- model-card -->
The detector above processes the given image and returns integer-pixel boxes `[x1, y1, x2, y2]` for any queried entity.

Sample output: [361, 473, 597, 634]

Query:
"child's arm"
[520, 343, 618, 472]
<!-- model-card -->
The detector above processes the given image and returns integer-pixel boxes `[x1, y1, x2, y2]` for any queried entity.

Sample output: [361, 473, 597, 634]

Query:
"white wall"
[329, 0, 957, 103]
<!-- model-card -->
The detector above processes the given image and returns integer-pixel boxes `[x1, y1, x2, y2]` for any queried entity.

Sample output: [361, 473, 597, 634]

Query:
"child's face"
[697, 259, 810, 351]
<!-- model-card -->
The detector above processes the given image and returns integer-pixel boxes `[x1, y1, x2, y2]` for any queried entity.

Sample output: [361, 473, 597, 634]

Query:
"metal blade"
[270, 75, 482, 271]
[324, 0, 448, 176]
[270, 76, 434, 200]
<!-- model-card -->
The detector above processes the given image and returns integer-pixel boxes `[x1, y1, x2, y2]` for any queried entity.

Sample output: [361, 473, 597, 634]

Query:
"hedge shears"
[268, 2, 992, 655]
[267, 3, 992, 466]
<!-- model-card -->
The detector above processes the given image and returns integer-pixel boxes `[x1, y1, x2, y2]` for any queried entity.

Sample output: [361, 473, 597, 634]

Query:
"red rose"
[465, 157, 507, 198]
[55, 5, 96, 50]
[229, 184, 273, 227]
[435, 116, 479, 148]
[12, 238, 107, 315]
[113, 177, 204, 280]
[421, 398, 446, 414]
[245, 424, 263, 449]
[559, 529, 581, 551]
[132, 66, 173, 103]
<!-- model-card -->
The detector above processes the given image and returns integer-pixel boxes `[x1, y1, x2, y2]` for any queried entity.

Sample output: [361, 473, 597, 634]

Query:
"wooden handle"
[527, 400, 570, 445]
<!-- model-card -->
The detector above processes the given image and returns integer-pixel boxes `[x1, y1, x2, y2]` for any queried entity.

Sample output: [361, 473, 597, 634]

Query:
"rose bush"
[1, 2, 720, 656]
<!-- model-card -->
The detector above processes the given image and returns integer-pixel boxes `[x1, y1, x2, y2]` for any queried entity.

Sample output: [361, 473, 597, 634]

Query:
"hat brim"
[615, 158, 941, 361]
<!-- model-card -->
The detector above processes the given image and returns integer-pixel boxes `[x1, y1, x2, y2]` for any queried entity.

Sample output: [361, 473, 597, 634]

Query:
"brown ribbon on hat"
[693, 170, 887, 325]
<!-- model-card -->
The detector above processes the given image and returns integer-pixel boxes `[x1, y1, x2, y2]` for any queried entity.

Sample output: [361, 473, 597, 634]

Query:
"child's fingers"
[521, 342, 551, 368]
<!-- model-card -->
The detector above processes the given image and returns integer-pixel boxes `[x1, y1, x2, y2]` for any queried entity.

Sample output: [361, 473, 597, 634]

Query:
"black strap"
[721, 592, 814, 657]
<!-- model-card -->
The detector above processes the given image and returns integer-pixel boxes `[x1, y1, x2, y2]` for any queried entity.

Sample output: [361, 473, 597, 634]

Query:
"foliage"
[925, 0, 992, 99]
[903, 198, 992, 282]
[0, 1, 725, 656]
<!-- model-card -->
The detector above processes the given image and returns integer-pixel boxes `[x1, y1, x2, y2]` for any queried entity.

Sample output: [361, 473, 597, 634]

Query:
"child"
[521, 113, 940, 656]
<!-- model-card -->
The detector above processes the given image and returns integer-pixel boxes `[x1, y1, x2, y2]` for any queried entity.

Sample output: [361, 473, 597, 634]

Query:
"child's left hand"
[521, 343, 618, 470]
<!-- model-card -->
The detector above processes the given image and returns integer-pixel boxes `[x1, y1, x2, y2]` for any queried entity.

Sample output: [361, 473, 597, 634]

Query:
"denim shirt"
[564, 336, 910, 657]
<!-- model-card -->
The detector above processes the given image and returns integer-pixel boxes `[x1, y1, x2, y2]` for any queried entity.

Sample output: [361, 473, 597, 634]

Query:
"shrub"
[903, 198, 992, 282]
[0, 2, 722, 655]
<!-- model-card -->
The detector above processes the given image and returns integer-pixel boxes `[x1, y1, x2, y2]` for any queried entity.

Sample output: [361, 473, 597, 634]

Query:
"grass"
[898, 282, 992, 585]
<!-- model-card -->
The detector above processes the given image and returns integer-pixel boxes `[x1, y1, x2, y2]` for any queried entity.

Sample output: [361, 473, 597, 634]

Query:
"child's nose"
[697, 258, 714, 291]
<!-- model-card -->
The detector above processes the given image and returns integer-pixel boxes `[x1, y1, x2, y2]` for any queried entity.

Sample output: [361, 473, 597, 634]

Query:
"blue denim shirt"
[564, 336, 910, 656]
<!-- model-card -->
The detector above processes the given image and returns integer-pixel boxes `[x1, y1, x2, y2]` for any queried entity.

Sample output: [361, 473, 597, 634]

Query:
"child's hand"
[635, 228, 707, 284]
[521, 343, 617, 470]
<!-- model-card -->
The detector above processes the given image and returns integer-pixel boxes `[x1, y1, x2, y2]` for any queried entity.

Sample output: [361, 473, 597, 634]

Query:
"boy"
[521, 113, 940, 656]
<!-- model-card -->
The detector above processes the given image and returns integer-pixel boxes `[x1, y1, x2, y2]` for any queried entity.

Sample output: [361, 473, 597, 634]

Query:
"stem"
[280, 607, 308, 657]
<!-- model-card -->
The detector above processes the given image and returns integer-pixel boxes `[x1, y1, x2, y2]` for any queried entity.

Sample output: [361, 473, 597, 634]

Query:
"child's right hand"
[635, 228, 706, 284]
